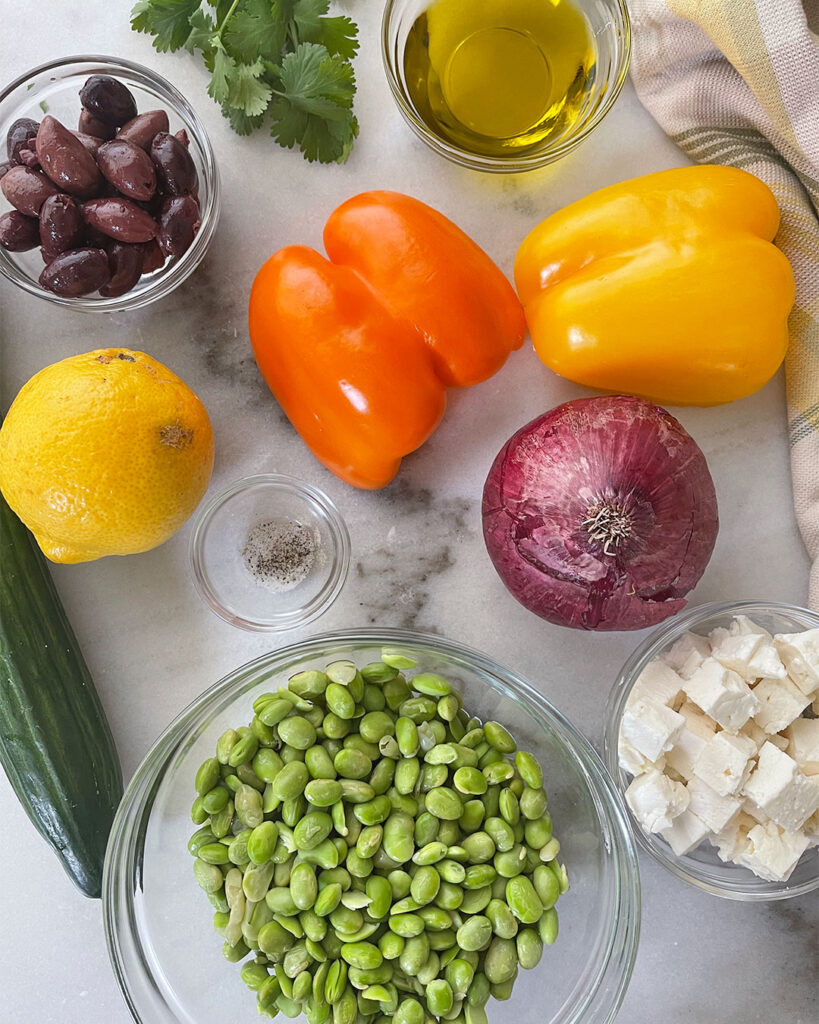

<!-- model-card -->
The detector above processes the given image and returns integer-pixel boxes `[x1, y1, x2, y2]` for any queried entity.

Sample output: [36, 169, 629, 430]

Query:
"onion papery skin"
[481, 396, 719, 631]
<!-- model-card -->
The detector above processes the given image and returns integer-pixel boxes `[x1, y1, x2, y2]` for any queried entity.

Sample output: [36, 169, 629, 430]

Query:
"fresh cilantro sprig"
[131, 0, 359, 164]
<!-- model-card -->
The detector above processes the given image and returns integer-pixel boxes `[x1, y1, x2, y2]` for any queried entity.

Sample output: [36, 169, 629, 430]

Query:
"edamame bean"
[505, 876, 543, 924]
[272, 762, 309, 802]
[520, 785, 548, 820]
[483, 937, 517, 984]
[203, 786, 229, 815]
[394, 997, 425, 1024]
[248, 821, 279, 864]
[426, 978, 454, 1015]
[290, 863, 318, 910]
[410, 866, 440, 905]
[456, 915, 492, 952]
[425, 787, 463, 821]
[326, 683, 356, 720]
[538, 907, 559, 945]
[485, 899, 518, 939]
[340, 942, 383, 970]
[483, 722, 516, 754]
[305, 779, 344, 807]
[516, 928, 543, 969]
[532, 864, 560, 909]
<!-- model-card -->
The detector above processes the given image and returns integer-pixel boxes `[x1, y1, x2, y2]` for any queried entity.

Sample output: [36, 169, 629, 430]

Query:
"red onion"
[482, 396, 719, 631]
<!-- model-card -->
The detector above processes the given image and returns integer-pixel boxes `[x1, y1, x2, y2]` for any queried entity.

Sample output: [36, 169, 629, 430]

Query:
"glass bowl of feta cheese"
[603, 601, 819, 901]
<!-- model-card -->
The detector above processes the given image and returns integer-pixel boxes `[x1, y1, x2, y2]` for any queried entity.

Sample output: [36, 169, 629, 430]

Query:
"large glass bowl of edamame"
[103, 629, 640, 1024]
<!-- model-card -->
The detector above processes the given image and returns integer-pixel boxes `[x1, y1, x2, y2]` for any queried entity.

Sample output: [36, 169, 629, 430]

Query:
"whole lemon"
[0, 349, 214, 563]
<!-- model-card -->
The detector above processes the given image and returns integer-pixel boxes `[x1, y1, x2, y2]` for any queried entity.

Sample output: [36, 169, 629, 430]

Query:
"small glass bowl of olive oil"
[382, 0, 631, 172]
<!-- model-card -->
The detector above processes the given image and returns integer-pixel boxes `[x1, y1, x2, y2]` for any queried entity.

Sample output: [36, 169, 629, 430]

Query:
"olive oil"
[403, 0, 596, 157]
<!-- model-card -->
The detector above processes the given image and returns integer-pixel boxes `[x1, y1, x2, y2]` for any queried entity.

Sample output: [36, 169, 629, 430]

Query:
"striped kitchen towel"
[628, 0, 819, 603]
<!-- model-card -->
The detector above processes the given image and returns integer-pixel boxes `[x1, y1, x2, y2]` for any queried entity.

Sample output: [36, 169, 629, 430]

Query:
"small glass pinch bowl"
[189, 474, 351, 632]
[0, 55, 219, 311]
[381, 0, 631, 172]
[604, 601, 819, 901]
[103, 630, 640, 1024]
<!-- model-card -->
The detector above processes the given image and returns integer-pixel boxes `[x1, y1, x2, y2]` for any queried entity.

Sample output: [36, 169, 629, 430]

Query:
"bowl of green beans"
[103, 629, 640, 1024]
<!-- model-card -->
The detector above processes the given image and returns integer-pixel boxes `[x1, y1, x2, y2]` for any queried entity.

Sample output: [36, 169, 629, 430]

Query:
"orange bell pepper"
[514, 165, 795, 406]
[249, 191, 526, 489]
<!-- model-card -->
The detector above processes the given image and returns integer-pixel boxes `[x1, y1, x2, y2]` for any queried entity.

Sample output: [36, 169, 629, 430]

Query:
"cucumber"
[0, 489, 122, 897]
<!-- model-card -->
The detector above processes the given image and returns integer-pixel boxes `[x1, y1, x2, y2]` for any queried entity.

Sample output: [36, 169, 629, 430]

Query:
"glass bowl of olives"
[0, 55, 220, 312]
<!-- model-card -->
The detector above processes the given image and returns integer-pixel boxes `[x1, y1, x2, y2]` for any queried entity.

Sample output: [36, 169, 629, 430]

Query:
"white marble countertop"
[1, 3, 816, 1022]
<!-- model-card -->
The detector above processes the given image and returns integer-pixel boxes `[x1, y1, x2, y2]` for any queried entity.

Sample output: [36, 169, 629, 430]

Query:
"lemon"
[0, 348, 214, 563]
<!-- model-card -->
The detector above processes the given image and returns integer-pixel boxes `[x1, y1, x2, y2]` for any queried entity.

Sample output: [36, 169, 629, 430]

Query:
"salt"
[242, 518, 317, 592]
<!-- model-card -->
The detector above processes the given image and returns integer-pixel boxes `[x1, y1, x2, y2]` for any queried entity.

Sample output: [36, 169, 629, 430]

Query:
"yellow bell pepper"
[514, 165, 795, 405]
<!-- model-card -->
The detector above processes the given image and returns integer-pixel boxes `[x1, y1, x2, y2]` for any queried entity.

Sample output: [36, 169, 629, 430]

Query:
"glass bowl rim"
[380, 0, 632, 173]
[0, 53, 220, 312]
[603, 599, 819, 902]
[188, 473, 352, 632]
[103, 626, 641, 1024]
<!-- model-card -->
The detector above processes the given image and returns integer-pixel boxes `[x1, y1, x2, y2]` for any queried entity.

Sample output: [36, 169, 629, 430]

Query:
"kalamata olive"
[39, 193, 84, 258]
[139, 237, 165, 274]
[18, 145, 40, 168]
[72, 131, 103, 158]
[174, 128, 190, 148]
[81, 197, 158, 243]
[150, 132, 197, 196]
[6, 117, 39, 163]
[36, 115, 102, 198]
[39, 247, 110, 296]
[96, 139, 156, 202]
[0, 160, 11, 179]
[79, 75, 137, 127]
[99, 241, 145, 298]
[0, 165, 59, 216]
[117, 109, 169, 151]
[157, 195, 200, 258]
[78, 108, 114, 141]
[0, 210, 40, 251]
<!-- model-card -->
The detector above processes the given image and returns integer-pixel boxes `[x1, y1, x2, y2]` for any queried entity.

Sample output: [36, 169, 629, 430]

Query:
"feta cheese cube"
[665, 705, 714, 780]
[742, 742, 819, 832]
[804, 807, 819, 842]
[712, 630, 782, 679]
[620, 697, 685, 763]
[752, 676, 810, 733]
[742, 798, 768, 825]
[738, 821, 810, 882]
[730, 615, 772, 641]
[710, 811, 755, 862]
[682, 658, 760, 730]
[625, 769, 689, 833]
[627, 661, 684, 709]
[773, 630, 819, 696]
[661, 632, 711, 679]
[618, 737, 662, 777]
[660, 808, 710, 856]
[686, 777, 742, 832]
[708, 626, 731, 648]
[692, 730, 757, 796]
[748, 643, 787, 681]
[784, 717, 819, 774]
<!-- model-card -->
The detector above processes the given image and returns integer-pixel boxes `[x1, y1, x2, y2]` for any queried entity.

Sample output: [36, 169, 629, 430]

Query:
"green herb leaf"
[223, 0, 287, 64]
[270, 42, 357, 162]
[186, 7, 216, 53]
[208, 42, 236, 105]
[130, 0, 360, 162]
[223, 103, 266, 135]
[131, 0, 201, 52]
[293, 0, 359, 59]
[228, 59, 274, 117]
